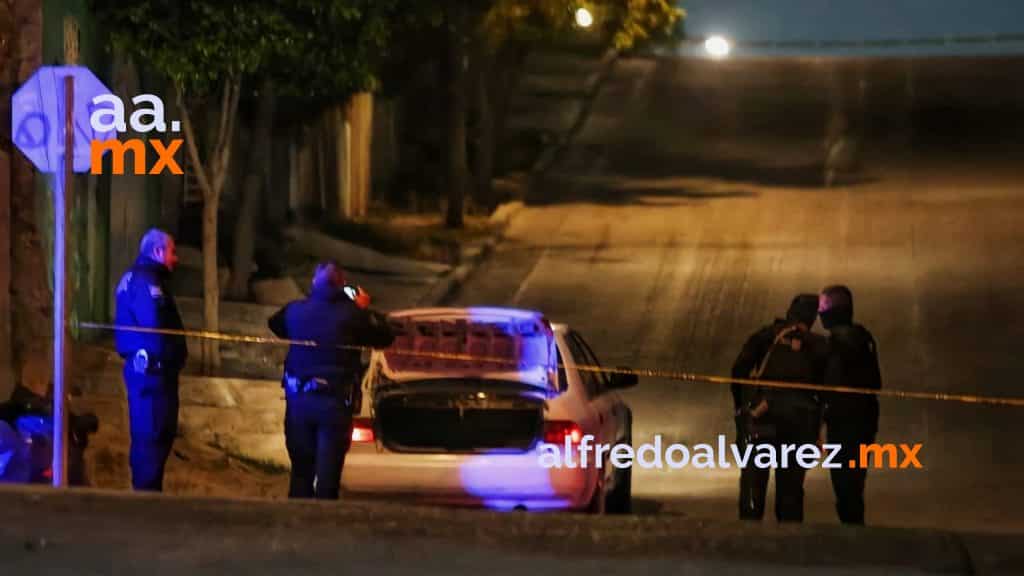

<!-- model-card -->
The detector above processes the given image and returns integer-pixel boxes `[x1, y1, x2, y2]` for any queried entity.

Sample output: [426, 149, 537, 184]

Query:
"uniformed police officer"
[819, 284, 882, 525]
[268, 261, 394, 499]
[114, 228, 187, 492]
[732, 294, 827, 522]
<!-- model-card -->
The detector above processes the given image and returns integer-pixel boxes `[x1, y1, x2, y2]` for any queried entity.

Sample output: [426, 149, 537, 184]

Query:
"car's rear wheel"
[605, 414, 632, 514]
[605, 465, 631, 514]
[586, 474, 607, 514]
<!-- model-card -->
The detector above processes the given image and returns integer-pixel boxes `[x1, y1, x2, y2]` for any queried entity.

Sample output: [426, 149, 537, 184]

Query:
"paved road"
[447, 56, 1024, 533]
[5, 486, 1008, 575]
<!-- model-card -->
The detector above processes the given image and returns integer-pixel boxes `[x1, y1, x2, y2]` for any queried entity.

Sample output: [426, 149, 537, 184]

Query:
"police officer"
[819, 284, 881, 525]
[731, 294, 827, 522]
[114, 228, 187, 491]
[268, 261, 394, 499]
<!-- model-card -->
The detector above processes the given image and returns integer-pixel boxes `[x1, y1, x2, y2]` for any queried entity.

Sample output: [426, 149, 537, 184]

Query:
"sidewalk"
[167, 205, 523, 380]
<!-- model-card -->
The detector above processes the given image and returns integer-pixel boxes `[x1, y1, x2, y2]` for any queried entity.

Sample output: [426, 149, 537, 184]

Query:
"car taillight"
[352, 418, 374, 443]
[543, 420, 583, 444]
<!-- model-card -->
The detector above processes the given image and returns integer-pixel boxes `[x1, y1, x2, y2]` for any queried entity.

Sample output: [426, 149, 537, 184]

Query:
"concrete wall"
[287, 94, 375, 222]
[346, 92, 373, 218]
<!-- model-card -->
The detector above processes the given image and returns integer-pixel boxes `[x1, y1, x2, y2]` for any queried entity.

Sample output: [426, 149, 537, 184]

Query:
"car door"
[568, 331, 622, 448]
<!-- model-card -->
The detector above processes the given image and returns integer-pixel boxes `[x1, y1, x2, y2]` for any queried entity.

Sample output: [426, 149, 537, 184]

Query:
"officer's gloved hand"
[354, 286, 371, 310]
[132, 350, 149, 374]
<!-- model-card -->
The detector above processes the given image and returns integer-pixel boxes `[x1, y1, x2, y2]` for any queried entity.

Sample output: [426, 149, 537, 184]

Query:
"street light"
[575, 7, 594, 29]
[705, 35, 732, 58]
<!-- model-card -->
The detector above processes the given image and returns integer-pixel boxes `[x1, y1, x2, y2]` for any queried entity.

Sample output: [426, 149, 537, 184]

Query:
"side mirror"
[609, 369, 638, 390]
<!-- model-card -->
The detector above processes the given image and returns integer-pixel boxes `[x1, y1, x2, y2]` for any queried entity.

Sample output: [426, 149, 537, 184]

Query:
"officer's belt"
[283, 372, 352, 395]
[125, 354, 169, 375]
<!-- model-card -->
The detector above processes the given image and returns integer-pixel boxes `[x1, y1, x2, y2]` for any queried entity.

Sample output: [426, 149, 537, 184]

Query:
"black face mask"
[819, 307, 852, 330]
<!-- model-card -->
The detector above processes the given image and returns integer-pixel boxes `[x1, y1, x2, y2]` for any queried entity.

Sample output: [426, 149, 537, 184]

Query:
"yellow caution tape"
[76, 321, 1024, 408]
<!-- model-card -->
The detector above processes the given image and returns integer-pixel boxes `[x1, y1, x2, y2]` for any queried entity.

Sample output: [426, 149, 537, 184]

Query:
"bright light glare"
[575, 8, 594, 29]
[705, 35, 732, 58]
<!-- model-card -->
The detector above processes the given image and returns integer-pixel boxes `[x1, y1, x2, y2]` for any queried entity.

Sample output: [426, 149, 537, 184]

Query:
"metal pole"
[52, 74, 73, 488]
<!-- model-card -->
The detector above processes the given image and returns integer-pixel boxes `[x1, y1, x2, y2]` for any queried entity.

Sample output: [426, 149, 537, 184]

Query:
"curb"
[418, 47, 618, 309]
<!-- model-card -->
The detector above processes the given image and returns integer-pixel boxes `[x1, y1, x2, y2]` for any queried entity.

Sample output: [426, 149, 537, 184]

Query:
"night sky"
[677, 0, 1024, 57]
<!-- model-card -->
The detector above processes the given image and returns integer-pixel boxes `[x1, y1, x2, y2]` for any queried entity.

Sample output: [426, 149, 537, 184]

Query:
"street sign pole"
[11, 66, 115, 488]
[52, 74, 73, 488]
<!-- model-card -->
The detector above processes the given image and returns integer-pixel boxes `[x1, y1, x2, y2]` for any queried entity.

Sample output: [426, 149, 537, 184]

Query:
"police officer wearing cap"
[268, 261, 394, 499]
[114, 228, 187, 491]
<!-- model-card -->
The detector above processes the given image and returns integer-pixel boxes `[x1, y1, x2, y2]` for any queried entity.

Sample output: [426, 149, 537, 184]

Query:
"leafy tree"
[406, 0, 684, 228]
[227, 0, 399, 299]
[269, 0, 398, 106]
[92, 0, 287, 369]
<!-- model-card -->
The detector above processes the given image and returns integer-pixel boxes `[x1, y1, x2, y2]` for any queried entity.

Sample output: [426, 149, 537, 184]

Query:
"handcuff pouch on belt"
[284, 371, 356, 405]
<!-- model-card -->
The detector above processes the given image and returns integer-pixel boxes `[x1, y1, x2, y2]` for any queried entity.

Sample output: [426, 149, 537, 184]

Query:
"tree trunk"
[200, 194, 219, 369]
[443, 0, 468, 228]
[267, 125, 291, 230]
[295, 126, 315, 223]
[160, 81, 183, 236]
[491, 41, 526, 177]
[347, 93, 373, 219]
[472, 46, 495, 213]
[179, 78, 241, 372]
[10, 0, 51, 397]
[316, 113, 328, 216]
[228, 82, 274, 300]
[332, 105, 348, 219]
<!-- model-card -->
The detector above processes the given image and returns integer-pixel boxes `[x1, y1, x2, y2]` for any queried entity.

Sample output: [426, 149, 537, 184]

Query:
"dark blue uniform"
[114, 255, 187, 491]
[824, 323, 881, 524]
[268, 282, 394, 499]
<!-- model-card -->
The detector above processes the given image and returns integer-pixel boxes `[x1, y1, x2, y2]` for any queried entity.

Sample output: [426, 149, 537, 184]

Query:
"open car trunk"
[373, 379, 547, 453]
[370, 309, 560, 453]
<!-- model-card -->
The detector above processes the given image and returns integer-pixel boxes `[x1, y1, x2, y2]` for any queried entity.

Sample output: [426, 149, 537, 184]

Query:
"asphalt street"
[447, 56, 1024, 533]
[4, 486, 1007, 575]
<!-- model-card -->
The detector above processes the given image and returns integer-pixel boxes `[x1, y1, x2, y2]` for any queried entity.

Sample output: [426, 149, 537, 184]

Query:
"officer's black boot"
[774, 465, 807, 523]
[830, 436, 868, 524]
[831, 467, 867, 524]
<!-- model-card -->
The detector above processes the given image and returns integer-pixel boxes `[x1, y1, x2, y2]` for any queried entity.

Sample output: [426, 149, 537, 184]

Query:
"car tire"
[605, 465, 631, 514]
[586, 476, 607, 515]
[605, 413, 632, 514]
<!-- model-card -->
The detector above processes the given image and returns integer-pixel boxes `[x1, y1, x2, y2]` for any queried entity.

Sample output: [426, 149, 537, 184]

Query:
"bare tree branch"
[212, 77, 241, 197]
[213, 76, 232, 165]
[176, 88, 213, 199]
